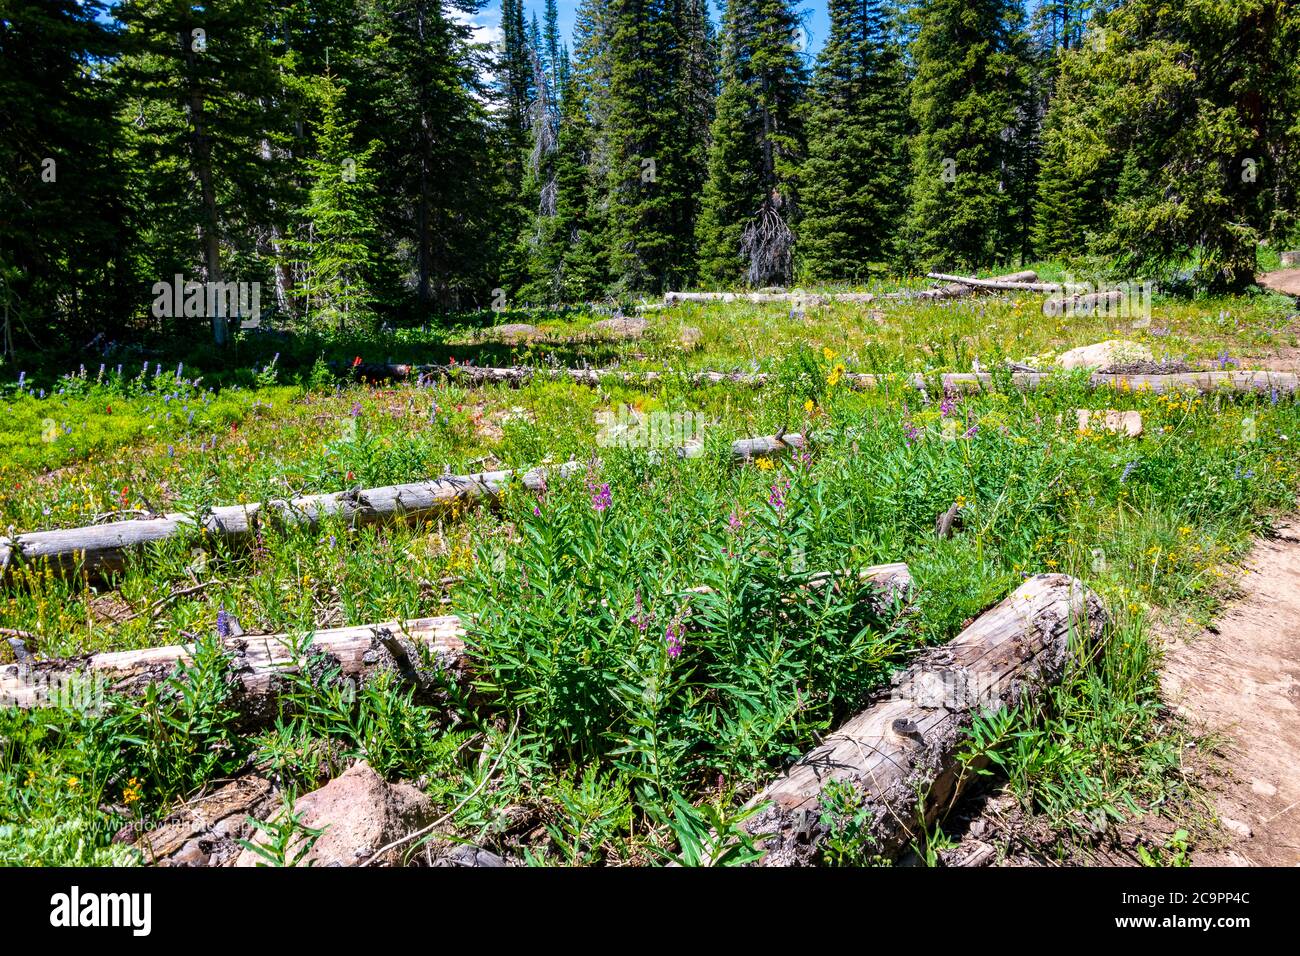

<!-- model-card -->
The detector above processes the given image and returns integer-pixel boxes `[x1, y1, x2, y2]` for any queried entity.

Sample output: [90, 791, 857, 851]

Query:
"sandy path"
[1258, 268, 1300, 298]
[1161, 520, 1300, 865]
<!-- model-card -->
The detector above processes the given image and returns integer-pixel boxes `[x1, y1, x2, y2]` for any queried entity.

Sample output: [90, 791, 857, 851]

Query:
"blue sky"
[462, 2, 831, 58]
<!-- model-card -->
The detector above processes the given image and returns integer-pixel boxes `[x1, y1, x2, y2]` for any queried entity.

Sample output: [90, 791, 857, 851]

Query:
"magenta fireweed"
[589, 482, 611, 512]
[665, 624, 683, 658]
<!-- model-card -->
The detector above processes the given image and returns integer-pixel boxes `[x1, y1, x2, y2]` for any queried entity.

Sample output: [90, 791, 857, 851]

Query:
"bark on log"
[2, 563, 911, 718]
[739, 573, 1106, 865]
[0, 433, 803, 580]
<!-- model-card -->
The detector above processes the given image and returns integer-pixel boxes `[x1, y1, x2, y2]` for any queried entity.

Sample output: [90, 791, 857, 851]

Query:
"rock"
[234, 761, 434, 868]
[677, 325, 702, 349]
[1222, 817, 1253, 839]
[431, 845, 510, 867]
[490, 323, 544, 343]
[589, 316, 649, 339]
[129, 775, 278, 867]
[1075, 409, 1143, 437]
[1056, 340, 1153, 370]
[1280, 251, 1299, 268]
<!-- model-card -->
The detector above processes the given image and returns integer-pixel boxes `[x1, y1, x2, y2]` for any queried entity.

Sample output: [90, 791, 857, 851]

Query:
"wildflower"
[216, 608, 231, 639]
[665, 624, 684, 659]
[728, 510, 743, 532]
[533, 504, 541, 516]
[350, 401, 362, 417]
[822, 347, 835, 362]
[352, 356, 363, 368]
[904, 424, 920, 446]
[633, 590, 649, 633]
[329, 535, 337, 548]
[756, 457, 774, 471]
[804, 399, 815, 414]
[827, 364, 845, 387]
[963, 425, 979, 438]
[123, 777, 142, 806]
[955, 495, 967, 508]
[67, 777, 79, 791]
[1120, 460, 1138, 483]
[768, 483, 786, 510]
[940, 395, 956, 417]
[590, 482, 612, 512]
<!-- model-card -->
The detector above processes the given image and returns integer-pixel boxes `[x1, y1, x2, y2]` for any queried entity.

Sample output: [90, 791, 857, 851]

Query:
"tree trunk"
[738, 573, 1106, 865]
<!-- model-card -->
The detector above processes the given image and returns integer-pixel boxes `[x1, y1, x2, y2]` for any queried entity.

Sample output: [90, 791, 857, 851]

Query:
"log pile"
[737, 573, 1106, 865]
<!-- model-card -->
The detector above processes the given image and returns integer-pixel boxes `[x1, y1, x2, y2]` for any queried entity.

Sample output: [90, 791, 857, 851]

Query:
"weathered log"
[2, 562, 912, 717]
[664, 271, 1040, 306]
[926, 271, 1079, 294]
[0, 432, 803, 580]
[739, 573, 1106, 865]
[0, 616, 469, 722]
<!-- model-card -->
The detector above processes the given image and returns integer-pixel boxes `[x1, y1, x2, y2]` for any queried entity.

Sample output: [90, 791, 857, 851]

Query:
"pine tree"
[115, 0, 286, 344]
[286, 74, 382, 330]
[1034, 0, 1299, 290]
[903, 0, 1032, 272]
[0, 0, 134, 346]
[798, 0, 908, 280]
[602, 0, 714, 293]
[359, 0, 505, 311]
[696, 0, 807, 287]
[557, 0, 618, 295]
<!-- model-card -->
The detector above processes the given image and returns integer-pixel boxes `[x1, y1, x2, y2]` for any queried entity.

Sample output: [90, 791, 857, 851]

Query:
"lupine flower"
[1120, 460, 1138, 483]
[216, 609, 231, 639]
[350, 401, 362, 417]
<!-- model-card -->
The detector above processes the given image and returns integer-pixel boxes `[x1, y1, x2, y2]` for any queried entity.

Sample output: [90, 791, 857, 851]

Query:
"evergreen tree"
[903, 0, 1032, 271]
[114, 0, 285, 344]
[0, 1, 134, 347]
[359, 0, 505, 311]
[286, 73, 382, 330]
[1033, 0, 1300, 290]
[696, 0, 807, 287]
[798, 0, 909, 280]
[603, 0, 715, 293]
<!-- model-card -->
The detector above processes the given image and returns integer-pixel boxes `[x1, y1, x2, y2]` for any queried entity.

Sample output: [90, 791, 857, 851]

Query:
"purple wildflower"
[590, 482, 611, 512]
[963, 425, 979, 438]
[665, 624, 683, 659]
[769, 483, 786, 510]
[216, 609, 231, 639]
[904, 424, 921, 446]
[350, 401, 362, 417]
[1120, 460, 1138, 483]
[940, 396, 956, 417]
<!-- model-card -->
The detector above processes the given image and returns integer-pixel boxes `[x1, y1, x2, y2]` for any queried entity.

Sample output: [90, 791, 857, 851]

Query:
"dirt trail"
[1161, 520, 1300, 865]
[1258, 268, 1300, 298]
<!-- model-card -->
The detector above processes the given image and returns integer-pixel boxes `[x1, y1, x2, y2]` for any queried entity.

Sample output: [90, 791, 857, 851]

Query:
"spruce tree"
[286, 73, 382, 330]
[1034, 0, 1299, 290]
[903, 0, 1032, 272]
[798, 0, 909, 280]
[696, 0, 807, 287]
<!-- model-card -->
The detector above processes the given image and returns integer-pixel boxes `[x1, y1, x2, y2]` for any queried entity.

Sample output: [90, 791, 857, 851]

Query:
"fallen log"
[925, 271, 1081, 294]
[737, 573, 1106, 866]
[1042, 289, 1126, 317]
[0, 432, 804, 580]
[354, 362, 1299, 399]
[664, 272, 1040, 306]
[0, 615, 469, 722]
[1, 563, 912, 718]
